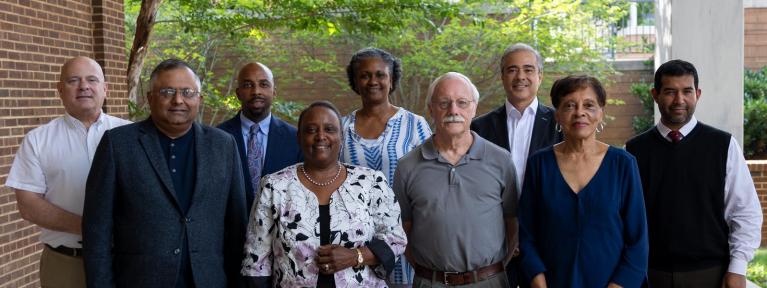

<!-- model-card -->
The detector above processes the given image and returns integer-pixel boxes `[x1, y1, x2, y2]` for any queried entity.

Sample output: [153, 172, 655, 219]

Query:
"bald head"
[57, 56, 107, 125]
[236, 62, 276, 123]
[60, 56, 105, 82]
[238, 62, 274, 86]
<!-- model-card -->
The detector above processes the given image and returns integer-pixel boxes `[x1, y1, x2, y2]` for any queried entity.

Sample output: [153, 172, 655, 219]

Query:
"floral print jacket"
[241, 164, 407, 287]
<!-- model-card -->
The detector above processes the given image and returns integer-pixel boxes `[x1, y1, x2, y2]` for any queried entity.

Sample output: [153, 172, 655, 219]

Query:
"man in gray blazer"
[82, 59, 247, 288]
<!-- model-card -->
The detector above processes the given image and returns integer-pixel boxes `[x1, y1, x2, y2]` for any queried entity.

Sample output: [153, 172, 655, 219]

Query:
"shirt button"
[171, 155, 176, 159]
[170, 143, 175, 147]
[174, 248, 181, 255]
[172, 169, 177, 173]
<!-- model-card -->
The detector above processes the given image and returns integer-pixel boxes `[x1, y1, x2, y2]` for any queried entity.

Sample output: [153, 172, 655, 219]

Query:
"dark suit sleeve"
[82, 130, 117, 287]
[470, 118, 486, 138]
[224, 136, 248, 287]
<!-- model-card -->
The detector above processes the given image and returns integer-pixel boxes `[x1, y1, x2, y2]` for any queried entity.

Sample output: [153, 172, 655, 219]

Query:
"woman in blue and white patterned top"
[340, 47, 431, 286]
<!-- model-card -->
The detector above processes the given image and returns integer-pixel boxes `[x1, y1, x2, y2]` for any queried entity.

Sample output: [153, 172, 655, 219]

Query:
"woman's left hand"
[316, 244, 357, 274]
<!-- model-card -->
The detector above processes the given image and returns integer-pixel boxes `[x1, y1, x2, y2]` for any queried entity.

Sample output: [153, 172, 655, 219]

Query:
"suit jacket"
[83, 119, 247, 288]
[471, 102, 561, 157]
[217, 112, 302, 210]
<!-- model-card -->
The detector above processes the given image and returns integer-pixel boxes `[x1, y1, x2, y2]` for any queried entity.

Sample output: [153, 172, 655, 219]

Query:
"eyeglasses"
[157, 88, 200, 99]
[434, 99, 474, 110]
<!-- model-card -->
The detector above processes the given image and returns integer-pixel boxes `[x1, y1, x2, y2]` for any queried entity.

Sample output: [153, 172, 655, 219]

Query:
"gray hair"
[148, 59, 202, 91]
[499, 43, 543, 73]
[425, 72, 480, 106]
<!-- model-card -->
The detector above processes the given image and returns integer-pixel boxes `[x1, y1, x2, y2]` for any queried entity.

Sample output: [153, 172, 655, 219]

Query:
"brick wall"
[0, 0, 127, 287]
[600, 61, 654, 146]
[750, 161, 767, 247]
[746, 8, 767, 70]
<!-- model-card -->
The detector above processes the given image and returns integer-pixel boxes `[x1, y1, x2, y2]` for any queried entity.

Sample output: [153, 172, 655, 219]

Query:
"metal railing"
[602, 0, 656, 60]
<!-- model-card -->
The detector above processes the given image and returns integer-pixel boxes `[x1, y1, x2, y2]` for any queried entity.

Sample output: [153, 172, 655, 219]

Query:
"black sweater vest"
[626, 123, 731, 271]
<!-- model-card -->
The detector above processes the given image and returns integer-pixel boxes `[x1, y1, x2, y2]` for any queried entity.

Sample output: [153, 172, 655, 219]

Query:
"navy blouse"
[518, 146, 648, 288]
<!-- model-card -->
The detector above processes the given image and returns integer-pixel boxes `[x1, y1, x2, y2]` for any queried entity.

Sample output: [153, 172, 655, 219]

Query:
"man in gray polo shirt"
[394, 72, 517, 287]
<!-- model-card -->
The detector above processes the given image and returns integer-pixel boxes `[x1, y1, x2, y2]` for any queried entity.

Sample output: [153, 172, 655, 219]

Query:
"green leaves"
[127, 0, 633, 124]
[744, 67, 767, 158]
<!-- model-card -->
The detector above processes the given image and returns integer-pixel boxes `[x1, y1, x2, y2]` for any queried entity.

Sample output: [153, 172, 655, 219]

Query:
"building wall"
[656, 0, 744, 144]
[600, 61, 654, 146]
[0, 0, 128, 286]
[746, 8, 767, 70]
[750, 161, 767, 246]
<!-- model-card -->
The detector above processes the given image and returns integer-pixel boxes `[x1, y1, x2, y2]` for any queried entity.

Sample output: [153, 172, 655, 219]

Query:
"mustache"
[669, 104, 687, 110]
[442, 115, 465, 123]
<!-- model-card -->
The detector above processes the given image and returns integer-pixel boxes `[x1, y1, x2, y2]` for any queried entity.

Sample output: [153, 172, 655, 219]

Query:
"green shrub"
[630, 82, 654, 135]
[748, 249, 767, 286]
[744, 67, 767, 158]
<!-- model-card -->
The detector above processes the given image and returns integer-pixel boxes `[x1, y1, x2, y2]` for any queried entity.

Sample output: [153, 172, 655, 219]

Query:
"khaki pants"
[39, 245, 86, 288]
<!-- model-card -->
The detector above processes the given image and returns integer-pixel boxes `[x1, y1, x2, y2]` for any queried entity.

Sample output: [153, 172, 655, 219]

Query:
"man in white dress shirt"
[470, 43, 560, 287]
[626, 59, 762, 288]
[5, 56, 130, 288]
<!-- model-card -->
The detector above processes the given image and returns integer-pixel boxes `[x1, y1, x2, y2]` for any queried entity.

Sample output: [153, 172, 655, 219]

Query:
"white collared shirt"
[656, 116, 762, 275]
[5, 113, 131, 248]
[240, 112, 271, 157]
[506, 97, 538, 193]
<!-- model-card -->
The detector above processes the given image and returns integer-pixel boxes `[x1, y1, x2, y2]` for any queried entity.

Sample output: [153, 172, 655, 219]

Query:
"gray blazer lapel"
[138, 120, 180, 207]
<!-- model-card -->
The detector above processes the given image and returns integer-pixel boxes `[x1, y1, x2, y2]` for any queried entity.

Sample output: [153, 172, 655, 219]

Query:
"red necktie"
[668, 130, 683, 143]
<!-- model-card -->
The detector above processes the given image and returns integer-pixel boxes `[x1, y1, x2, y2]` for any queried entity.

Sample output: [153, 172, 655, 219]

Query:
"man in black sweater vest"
[626, 60, 762, 288]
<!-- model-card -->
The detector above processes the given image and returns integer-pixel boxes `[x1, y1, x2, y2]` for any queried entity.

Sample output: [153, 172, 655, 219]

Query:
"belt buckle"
[443, 271, 461, 285]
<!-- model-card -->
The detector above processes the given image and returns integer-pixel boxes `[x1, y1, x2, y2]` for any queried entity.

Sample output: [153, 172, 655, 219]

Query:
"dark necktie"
[248, 125, 264, 194]
[668, 130, 683, 143]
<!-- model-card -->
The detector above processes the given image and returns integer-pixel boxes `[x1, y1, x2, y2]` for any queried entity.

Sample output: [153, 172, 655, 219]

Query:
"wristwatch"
[354, 248, 364, 268]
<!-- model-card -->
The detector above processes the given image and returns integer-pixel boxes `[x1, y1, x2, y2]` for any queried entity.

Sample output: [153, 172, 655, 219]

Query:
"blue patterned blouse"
[339, 107, 431, 284]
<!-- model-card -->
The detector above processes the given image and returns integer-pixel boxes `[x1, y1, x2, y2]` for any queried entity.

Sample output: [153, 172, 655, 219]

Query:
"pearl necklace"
[301, 162, 342, 186]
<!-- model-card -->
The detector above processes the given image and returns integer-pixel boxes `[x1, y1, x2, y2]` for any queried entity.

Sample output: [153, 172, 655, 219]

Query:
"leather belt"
[45, 244, 83, 257]
[413, 262, 505, 286]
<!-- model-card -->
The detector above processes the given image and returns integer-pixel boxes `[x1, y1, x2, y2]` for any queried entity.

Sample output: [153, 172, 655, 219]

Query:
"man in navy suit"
[83, 59, 247, 287]
[217, 62, 302, 211]
[470, 43, 560, 288]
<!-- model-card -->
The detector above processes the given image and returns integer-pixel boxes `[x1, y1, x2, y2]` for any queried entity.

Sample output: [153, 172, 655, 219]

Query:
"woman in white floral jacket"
[242, 101, 407, 288]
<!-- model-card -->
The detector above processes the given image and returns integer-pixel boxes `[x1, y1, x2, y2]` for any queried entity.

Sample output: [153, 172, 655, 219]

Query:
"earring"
[555, 123, 561, 132]
[596, 122, 605, 133]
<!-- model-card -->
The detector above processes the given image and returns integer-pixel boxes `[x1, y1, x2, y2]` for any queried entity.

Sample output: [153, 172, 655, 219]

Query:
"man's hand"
[607, 282, 623, 288]
[530, 273, 547, 288]
[722, 272, 746, 288]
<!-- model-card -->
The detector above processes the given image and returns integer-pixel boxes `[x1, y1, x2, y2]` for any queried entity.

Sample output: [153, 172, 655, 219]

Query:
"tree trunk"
[127, 0, 163, 105]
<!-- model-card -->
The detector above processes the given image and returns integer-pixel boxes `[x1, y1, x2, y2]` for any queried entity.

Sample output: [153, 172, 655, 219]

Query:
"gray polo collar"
[421, 131, 485, 163]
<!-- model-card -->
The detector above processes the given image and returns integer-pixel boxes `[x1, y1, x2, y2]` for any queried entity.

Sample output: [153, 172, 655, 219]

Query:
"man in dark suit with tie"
[217, 62, 302, 211]
[470, 43, 560, 287]
[82, 59, 247, 288]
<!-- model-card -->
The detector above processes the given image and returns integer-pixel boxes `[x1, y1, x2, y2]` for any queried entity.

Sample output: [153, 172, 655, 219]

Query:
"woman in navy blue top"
[518, 76, 648, 288]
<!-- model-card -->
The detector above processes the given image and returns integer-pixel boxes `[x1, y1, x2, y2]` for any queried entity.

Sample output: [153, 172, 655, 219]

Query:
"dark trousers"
[505, 257, 526, 288]
[647, 265, 725, 288]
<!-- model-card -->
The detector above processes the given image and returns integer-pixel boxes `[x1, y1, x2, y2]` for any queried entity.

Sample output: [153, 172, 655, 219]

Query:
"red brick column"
[92, 0, 129, 117]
